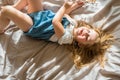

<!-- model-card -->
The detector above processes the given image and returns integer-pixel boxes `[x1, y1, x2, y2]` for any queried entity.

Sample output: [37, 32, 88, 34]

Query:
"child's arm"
[12, 0, 27, 10]
[52, 1, 84, 38]
[64, 14, 78, 27]
[52, 2, 73, 38]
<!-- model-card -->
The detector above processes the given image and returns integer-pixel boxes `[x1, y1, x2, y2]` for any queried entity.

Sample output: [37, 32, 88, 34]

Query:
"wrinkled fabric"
[0, 0, 120, 80]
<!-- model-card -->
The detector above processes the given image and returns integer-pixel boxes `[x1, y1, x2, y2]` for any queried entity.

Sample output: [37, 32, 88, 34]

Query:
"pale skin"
[0, 0, 98, 45]
[52, 1, 98, 45]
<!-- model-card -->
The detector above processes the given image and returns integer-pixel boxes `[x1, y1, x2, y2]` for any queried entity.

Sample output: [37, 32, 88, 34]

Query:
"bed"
[0, 0, 120, 80]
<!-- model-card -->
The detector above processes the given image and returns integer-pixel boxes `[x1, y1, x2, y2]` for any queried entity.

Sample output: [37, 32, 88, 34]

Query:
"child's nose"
[82, 29, 88, 35]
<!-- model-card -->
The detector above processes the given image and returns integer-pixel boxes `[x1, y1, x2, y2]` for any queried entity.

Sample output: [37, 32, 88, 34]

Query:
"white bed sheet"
[0, 0, 120, 80]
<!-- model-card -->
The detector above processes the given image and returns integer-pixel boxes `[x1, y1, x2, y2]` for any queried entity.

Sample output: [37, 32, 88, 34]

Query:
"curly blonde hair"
[69, 21, 114, 69]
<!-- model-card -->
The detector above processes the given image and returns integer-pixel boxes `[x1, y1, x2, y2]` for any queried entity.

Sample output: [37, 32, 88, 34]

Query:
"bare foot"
[0, 29, 5, 34]
[0, 26, 7, 34]
[0, 26, 11, 34]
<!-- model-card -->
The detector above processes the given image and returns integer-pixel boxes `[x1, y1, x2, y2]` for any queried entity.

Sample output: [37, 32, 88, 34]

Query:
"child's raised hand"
[64, 1, 74, 9]
[64, 0, 84, 9]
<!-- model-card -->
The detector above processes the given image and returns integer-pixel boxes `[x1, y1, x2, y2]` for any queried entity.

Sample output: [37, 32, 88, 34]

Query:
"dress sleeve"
[58, 29, 73, 45]
[58, 22, 74, 45]
[58, 16, 76, 45]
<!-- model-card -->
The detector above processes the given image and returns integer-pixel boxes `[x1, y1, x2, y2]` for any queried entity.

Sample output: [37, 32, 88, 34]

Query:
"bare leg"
[27, 0, 43, 13]
[0, 0, 28, 33]
[0, 11, 10, 33]
[0, 6, 33, 32]
[0, 0, 43, 33]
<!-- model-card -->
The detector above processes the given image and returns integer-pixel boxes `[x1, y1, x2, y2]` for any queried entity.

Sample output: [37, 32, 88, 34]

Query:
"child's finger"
[74, 0, 83, 4]
[77, 1, 84, 5]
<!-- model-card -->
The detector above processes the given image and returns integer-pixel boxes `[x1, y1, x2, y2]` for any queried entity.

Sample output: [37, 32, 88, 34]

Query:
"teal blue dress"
[24, 10, 70, 41]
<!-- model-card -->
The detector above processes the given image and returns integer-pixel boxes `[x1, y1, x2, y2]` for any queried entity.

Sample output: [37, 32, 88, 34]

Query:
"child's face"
[74, 27, 98, 45]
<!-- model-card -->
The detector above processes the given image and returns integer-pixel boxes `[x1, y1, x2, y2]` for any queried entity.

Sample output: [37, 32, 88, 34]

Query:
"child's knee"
[1, 6, 13, 15]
